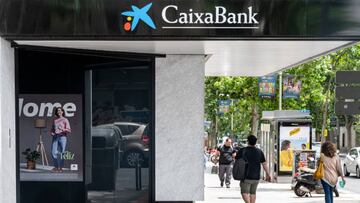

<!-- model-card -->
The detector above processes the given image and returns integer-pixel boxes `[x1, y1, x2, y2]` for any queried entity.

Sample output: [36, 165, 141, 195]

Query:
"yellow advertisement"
[279, 126, 311, 172]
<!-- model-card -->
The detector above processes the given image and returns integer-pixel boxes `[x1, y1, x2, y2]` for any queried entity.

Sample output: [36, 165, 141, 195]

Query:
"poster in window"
[19, 94, 83, 182]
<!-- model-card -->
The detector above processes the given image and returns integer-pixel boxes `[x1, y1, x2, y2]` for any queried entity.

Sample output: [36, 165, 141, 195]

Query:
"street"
[344, 174, 360, 194]
[340, 156, 360, 194]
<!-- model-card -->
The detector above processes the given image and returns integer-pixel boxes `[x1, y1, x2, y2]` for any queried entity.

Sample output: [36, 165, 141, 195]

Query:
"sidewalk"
[198, 164, 360, 203]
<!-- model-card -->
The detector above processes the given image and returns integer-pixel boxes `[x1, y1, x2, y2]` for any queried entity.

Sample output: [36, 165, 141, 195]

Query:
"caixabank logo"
[121, 3, 156, 31]
[121, 2, 259, 31]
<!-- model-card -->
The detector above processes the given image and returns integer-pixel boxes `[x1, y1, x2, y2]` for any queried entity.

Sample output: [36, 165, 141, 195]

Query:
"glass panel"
[118, 124, 140, 135]
[87, 64, 151, 203]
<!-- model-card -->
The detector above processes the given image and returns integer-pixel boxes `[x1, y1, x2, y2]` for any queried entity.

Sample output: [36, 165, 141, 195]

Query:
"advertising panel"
[279, 126, 311, 172]
[283, 75, 302, 99]
[258, 75, 277, 97]
[19, 94, 83, 181]
[218, 100, 231, 115]
[292, 150, 316, 177]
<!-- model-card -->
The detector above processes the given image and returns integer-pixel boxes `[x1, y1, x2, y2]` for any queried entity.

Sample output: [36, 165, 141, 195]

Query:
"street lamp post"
[279, 72, 283, 110]
[231, 99, 234, 136]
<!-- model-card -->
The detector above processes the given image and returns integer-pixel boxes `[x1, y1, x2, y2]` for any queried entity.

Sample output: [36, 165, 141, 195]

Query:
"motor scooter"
[292, 168, 339, 197]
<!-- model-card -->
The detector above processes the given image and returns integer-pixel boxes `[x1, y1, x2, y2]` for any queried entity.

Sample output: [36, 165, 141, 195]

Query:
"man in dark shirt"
[217, 138, 236, 188]
[235, 135, 271, 203]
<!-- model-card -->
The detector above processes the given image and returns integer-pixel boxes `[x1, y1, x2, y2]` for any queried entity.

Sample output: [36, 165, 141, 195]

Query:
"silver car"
[343, 147, 360, 178]
[113, 122, 150, 168]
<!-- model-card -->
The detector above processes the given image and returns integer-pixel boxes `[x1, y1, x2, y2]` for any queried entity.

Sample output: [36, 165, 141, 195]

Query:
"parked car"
[113, 122, 150, 168]
[343, 147, 360, 178]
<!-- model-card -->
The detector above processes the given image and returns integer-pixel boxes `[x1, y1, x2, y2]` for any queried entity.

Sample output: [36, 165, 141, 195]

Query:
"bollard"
[139, 160, 142, 190]
[135, 158, 142, 190]
[135, 159, 139, 190]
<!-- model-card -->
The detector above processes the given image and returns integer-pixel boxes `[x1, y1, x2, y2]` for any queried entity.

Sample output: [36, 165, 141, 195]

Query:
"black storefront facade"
[0, 1, 360, 203]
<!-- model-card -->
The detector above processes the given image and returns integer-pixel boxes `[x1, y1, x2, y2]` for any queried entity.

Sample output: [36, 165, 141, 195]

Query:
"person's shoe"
[220, 182, 224, 187]
[226, 184, 230, 188]
[51, 168, 58, 172]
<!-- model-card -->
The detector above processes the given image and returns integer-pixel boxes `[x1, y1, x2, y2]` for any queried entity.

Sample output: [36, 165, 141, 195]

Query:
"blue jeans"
[321, 179, 333, 203]
[204, 154, 208, 169]
[51, 135, 67, 168]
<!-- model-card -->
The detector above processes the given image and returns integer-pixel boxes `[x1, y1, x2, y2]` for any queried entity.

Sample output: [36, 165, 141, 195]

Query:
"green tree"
[205, 43, 360, 148]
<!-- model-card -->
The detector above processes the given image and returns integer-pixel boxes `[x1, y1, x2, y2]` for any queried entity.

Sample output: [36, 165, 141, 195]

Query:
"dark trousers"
[321, 179, 333, 203]
[219, 164, 232, 185]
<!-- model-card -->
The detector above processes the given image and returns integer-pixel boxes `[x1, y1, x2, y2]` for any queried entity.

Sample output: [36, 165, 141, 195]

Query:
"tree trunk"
[320, 52, 346, 143]
[320, 102, 329, 143]
[251, 104, 259, 136]
[208, 116, 218, 148]
[321, 78, 332, 143]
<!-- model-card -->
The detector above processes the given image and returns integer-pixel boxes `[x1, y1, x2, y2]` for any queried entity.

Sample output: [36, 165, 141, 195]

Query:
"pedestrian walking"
[319, 141, 345, 203]
[217, 138, 236, 188]
[235, 135, 271, 203]
[204, 146, 209, 170]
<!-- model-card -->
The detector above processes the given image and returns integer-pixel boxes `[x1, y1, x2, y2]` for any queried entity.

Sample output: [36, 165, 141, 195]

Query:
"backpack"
[232, 148, 248, 181]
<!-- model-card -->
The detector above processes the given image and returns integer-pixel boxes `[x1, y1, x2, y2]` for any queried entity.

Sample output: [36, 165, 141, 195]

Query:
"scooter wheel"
[294, 183, 307, 197]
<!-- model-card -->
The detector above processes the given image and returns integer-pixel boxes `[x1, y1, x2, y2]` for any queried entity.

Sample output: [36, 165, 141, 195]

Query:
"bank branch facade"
[0, 0, 360, 203]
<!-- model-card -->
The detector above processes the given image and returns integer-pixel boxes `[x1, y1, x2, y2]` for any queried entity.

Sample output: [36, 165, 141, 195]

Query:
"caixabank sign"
[1, 0, 360, 39]
[120, 2, 259, 32]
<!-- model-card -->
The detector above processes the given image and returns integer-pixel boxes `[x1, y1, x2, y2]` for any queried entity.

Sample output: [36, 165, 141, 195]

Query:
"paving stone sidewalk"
[198, 165, 360, 203]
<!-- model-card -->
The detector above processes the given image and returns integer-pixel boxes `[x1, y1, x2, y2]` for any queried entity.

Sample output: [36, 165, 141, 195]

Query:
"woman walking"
[320, 141, 345, 203]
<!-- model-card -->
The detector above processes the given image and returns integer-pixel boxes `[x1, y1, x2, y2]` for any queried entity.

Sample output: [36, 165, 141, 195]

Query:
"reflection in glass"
[88, 64, 151, 203]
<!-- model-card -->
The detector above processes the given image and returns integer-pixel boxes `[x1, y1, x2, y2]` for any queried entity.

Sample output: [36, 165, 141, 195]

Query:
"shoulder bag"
[314, 153, 324, 180]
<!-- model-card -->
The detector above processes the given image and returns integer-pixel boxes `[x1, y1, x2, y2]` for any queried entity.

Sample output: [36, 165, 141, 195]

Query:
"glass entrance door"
[86, 62, 152, 203]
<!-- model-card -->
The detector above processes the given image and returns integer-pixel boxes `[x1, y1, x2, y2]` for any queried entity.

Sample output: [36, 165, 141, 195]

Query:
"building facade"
[1, 0, 360, 202]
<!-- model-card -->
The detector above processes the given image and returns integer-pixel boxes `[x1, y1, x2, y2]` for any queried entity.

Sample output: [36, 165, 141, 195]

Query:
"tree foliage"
[205, 43, 360, 147]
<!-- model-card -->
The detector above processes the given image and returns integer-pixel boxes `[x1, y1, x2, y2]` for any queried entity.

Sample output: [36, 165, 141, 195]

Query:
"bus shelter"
[260, 110, 312, 182]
